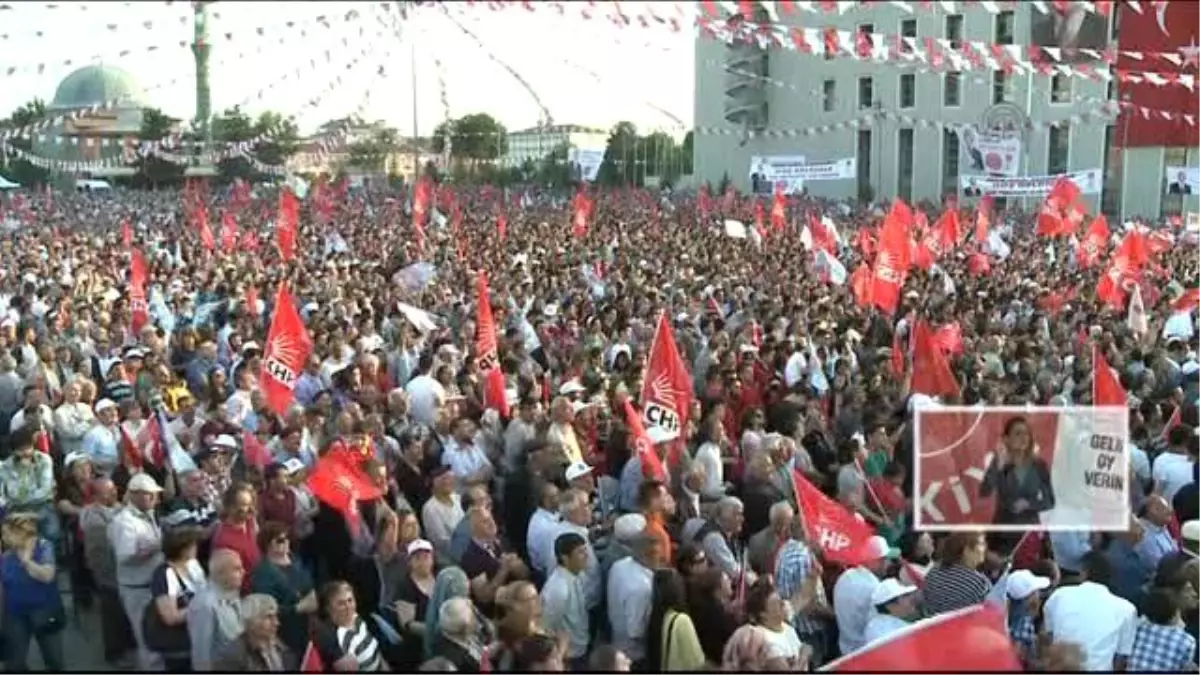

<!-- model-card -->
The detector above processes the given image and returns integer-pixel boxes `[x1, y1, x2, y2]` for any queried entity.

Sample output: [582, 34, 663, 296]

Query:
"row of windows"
[817, 71, 1073, 112]
[834, 10, 1013, 61]
[859, 124, 1073, 199]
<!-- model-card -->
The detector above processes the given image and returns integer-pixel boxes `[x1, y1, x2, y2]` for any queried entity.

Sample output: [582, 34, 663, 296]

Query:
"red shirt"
[212, 519, 261, 591]
[258, 488, 297, 531]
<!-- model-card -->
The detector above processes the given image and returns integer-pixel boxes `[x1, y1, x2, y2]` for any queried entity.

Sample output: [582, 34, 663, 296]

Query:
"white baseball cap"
[559, 379, 586, 396]
[406, 539, 434, 556]
[212, 435, 238, 450]
[862, 535, 901, 561]
[127, 473, 164, 493]
[870, 578, 918, 606]
[94, 398, 118, 414]
[613, 514, 647, 542]
[1005, 569, 1052, 601]
[565, 461, 594, 482]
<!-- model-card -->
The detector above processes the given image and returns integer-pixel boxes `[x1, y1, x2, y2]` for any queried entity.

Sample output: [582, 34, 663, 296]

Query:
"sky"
[0, 1, 696, 139]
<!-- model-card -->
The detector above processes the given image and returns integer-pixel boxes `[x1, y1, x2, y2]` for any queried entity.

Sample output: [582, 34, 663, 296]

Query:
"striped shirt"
[921, 564, 992, 617]
[333, 617, 382, 672]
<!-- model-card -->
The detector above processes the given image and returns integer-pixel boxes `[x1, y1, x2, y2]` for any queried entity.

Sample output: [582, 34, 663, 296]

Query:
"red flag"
[855, 228, 876, 258]
[242, 430, 272, 470]
[496, 211, 507, 241]
[624, 399, 666, 481]
[1078, 214, 1111, 269]
[121, 219, 133, 247]
[221, 212, 239, 252]
[850, 263, 873, 308]
[640, 312, 694, 468]
[300, 642, 324, 673]
[974, 195, 993, 242]
[119, 426, 144, 473]
[871, 200, 913, 315]
[130, 248, 150, 335]
[245, 286, 259, 317]
[791, 469, 875, 565]
[307, 457, 385, 537]
[475, 272, 498, 371]
[1115, 0, 1199, 149]
[1092, 345, 1127, 407]
[1036, 177, 1081, 237]
[826, 604, 1020, 672]
[571, 190, 592, 238]
[698, 184, 712, 218]
[891, 329, 906, 378]
[911, 319, 960, 399]
[197, 206, 215, 251]
[722, 185, 737, 212]
[933, 322, 964, 355]
[484, 367, 510, 419]
[277, 189, 299, 262]
[140, 414, 168, 468]
[259, 284, 313, 415]
[242, 229, 261, 253]
[1171, 288, 1200, 314]
[770, 188, 787, 232]
[966, 251, 991, 276]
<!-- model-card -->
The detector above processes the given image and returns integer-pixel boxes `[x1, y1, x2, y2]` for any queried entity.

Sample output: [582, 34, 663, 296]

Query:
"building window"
[1101, 124, 1120, 217]
[900, 18, 917, 54]
[995, 10, 1014, 45]
[898, 128, 915, 202]
[858, 76, 874, 109]
[822, 79, 836, 112]
[1110, 5, 1120, 40]
[1107, 79, 1115, 101]
[900, 73, 916, 108]
[1050, 73, 1071, 103]
[1048, 124, 1070, 175]
[992, 70, 1008, 104]
[942, 128, 960, 198]
[945, 14, 963, 50]
[944, 72, 961, 107]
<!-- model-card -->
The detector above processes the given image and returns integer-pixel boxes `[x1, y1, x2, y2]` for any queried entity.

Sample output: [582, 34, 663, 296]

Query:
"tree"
[432, 113, 508, 177]
[133, 107, 185, 188]
[0, 99, 50, 187]
[535, 141, 573, 188]
[253, 111, 301, 168]
[681, 130, 694, 175]
[346, 127, 401, 173]
[212, 106, 259, 182]
[597, 121, 639, 187]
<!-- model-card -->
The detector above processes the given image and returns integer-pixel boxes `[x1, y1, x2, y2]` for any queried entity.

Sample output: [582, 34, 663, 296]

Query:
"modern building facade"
[503, 124, 609, 167]
[693, 1, 1199, 219]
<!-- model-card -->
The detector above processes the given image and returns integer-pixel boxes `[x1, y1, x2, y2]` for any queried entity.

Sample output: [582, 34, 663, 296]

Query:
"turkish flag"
[640, 312, 694, 467]
[825, 604, 1020, 672]
[1093, 345, 1127, 407]
[791, 469, 875, 565]
[1115, 1, 1199, 148]
[911, 319, 960, 399]
[259, 284, 313, 415]
[1078, 214, 1111, 268]
[277, 189, 299, 262]
[129, 248, 150, 335]
[308, 457, 385, 537]
[624, 399, 666, 481]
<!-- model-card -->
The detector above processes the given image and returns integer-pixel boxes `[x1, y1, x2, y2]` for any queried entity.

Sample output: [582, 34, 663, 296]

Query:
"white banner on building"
[568, 148, 605, 182]
[793, 158, 857, 182]
[1165, 166, 1199, 195]
[750, 154, 806, 195]
[960, 169, 1102, 198]
[955, 126, 1022, 177]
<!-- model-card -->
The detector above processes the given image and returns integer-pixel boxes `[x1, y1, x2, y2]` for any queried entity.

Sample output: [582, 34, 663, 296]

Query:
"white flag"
[1127, 285, 1148, 336]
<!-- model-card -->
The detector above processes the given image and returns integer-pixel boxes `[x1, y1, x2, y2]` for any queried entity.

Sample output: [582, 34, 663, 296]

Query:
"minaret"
[192, 1, 213, 155]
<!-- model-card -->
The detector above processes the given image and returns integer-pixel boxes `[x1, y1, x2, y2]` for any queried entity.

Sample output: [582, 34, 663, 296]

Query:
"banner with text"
[568, 148, 605, 182]
[959, 169, 1102, 198]
[955, 126, 1022, 177]
[1165, 166, 1199, 195]
[750, 154, 805, 195]
[913, 406, 1130, 532]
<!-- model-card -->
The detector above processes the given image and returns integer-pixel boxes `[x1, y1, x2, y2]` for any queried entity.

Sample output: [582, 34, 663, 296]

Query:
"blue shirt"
[1, 539, 60, 616]
[1105, 538, 1150, 608]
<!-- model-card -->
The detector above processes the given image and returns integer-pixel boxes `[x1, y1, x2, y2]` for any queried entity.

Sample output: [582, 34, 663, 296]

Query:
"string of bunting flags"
[0, 9, 369, 79]
[467, 1, 1195, 88]
[2, 28, 392, 173]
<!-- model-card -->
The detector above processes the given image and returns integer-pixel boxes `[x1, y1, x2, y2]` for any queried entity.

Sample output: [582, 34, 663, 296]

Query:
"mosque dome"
[51, 64, 146, 110]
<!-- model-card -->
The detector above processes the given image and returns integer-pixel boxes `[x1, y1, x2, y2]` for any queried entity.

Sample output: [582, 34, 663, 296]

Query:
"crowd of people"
[0, 178, 1194, 673]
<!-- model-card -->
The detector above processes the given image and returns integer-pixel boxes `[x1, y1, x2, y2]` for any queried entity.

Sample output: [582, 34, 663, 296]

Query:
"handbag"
[141, 567, 191, 654]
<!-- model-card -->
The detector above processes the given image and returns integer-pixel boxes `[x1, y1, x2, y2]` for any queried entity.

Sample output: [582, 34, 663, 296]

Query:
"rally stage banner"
[750, 154, 805, 195]
[568, 148, 604, 182]
[913, 406, 1130, 532]
[959, 168, 1102, 198]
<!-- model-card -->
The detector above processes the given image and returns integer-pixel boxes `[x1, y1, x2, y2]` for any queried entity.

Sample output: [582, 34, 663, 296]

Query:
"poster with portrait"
[913, 406, 1130, 532]
[748, 155, 807, 195]
[955, 126, 1022, 177]
[1165, 166, 1199, 195]
[567, 148, 605, 182]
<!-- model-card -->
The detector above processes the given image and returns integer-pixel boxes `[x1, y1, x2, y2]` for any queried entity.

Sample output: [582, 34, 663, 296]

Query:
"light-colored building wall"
[504, 125, 609, 167]
[693, 3, 1197, 218]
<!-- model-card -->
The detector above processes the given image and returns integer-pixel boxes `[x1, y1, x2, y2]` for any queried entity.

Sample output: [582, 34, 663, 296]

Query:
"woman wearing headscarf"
[423, 566, 494, 661]
[721, 623, 772, 671]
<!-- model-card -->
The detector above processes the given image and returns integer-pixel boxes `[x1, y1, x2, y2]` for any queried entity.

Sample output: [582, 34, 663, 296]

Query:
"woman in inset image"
[979, 416, 1055, 551]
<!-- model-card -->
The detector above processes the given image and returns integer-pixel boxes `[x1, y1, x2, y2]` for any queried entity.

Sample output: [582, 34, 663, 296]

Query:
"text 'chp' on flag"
[640, 311, 694, 468]
[474, 271, 509, 418]
[259, 283, 313, 415]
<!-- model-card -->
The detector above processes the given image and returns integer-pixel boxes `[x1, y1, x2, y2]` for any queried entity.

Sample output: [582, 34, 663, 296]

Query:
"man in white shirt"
[108, 473, 166, 671]
[1152, 426, 1196, 502]
[1043, 551, 1137, 671]
[606, 530, 659, 669]
[861, 578, 919, 646]
[526, 482, 561, 581]
[421, 466, 464, 561]
[832, 536, 895, 655]
[541, 532, 591, 669]
[404, 355, 446, 427]
[441, 417, 493, 488]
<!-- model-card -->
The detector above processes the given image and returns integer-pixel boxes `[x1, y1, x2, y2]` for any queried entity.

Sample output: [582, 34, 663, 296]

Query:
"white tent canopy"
[0, 175, 19, 190]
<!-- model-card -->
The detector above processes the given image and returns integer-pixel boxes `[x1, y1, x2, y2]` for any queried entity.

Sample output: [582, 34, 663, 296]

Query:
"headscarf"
[722, 624, 771, 671]
[423, 566, 471, 659]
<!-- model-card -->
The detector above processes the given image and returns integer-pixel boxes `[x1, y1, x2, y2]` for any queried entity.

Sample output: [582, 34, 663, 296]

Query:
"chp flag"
[259, 283, 313, 415]
[913, 406, 1130, 532]
[640, 312, 693, 467]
